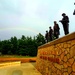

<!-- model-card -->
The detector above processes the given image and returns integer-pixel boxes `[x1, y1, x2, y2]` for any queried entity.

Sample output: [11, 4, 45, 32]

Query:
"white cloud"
[0, 0, 75, 40]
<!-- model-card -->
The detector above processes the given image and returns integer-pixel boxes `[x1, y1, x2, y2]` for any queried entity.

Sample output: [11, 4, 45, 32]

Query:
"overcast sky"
[0, 0, 75, 40]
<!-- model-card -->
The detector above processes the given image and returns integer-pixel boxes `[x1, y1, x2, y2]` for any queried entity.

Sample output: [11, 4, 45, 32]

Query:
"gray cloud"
[0, 0, 75, 40]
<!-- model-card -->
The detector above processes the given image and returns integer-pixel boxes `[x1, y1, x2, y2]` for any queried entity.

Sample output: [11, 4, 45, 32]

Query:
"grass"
[0, 55, 36, 58]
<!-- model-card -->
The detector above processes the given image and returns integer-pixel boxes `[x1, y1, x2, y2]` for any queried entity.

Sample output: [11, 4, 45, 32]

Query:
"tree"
[36, 33, 45, 46]
[1, 40, 11, 54]
[10, 36, 18, 54]
[0, 33, 45, 56]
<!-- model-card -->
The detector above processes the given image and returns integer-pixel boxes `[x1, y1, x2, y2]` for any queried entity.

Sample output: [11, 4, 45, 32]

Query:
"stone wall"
[36, 32, 75, 75]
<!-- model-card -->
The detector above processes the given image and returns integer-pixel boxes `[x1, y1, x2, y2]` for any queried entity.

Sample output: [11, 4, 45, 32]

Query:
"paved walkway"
[0, 63, 42, 75]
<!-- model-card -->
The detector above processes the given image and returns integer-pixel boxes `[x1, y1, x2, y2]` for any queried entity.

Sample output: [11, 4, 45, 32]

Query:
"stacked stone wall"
[36, 32, 75, 75]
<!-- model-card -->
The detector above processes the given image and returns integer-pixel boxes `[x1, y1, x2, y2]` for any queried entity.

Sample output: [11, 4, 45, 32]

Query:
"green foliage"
[36, 33, 45, 46]
[0, 33, 45, 56]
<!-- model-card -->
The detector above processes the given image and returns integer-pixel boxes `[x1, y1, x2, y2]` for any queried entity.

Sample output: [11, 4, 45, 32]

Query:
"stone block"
[63, 56, 67, 62]
[71, 40, 75, 46]
[68, 58, 74, 66]
[54, 63, 63, 70]
[60, 52, 65, 60]
[72, 72, 75, 75]
[63, 72, 68, 75]
[66, 53, 70, 60]
[70, 45, 75, 58]
[63, 63, 68, 68]
[67, 67, 72, 74]
[72, 62, 75, 72]
[64, 43, 68, 48]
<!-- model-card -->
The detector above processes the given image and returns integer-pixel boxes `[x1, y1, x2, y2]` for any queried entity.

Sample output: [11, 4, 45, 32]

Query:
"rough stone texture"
[63, 56, 67, 62]
[67, 67, 72, 74]
[63, 72, 68, 75]
[72, 62, 75, 72]
[36, 32, 75, 75]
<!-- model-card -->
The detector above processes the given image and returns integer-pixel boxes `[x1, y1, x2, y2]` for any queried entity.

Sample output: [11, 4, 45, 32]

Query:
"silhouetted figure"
[73, 3, 75, 15]
[73, 9, 75, 15]
[49, 26, 53, 41]
[53, 21, 60, 39]
[59, 13, 69, 35]
[45, 31, 48, 43]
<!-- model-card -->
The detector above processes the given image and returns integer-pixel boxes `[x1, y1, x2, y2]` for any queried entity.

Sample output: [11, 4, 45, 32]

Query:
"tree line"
[0, 33, 45, 56]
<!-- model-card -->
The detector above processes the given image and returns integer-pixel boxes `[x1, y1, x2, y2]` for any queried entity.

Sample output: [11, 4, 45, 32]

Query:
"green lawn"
[0, 55, 36, 58]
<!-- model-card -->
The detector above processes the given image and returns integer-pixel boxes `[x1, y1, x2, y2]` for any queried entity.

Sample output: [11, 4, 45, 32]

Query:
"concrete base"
[0, 61, 21, 68]
[0, 63, 42, 75]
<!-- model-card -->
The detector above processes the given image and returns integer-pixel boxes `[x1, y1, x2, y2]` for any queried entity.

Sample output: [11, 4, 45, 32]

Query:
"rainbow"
[0, 27, 39, 34]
